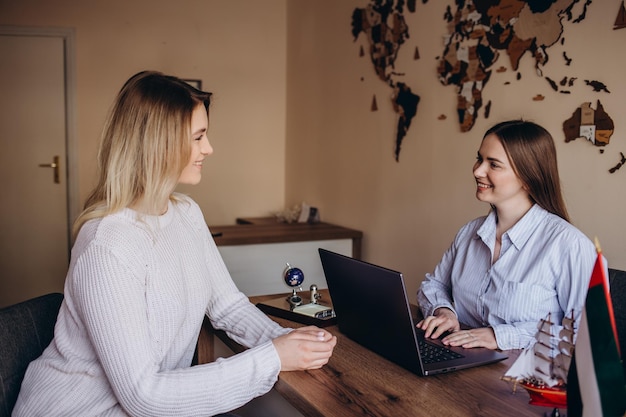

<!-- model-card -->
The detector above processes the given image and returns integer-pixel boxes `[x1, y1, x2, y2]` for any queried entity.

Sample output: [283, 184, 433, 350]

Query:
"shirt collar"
[477, 204, 548, 250]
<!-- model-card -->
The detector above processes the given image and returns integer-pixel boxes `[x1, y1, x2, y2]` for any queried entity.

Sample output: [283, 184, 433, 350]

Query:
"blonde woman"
[14, 71, 336, 417]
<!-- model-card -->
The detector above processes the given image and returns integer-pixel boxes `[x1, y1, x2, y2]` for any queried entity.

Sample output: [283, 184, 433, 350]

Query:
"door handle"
[38, 155, 60, 184]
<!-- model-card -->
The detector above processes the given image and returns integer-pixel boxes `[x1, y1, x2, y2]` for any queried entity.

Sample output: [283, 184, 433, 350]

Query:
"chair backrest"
[608, 269, 626, 371]
[0, 293, 63, 417]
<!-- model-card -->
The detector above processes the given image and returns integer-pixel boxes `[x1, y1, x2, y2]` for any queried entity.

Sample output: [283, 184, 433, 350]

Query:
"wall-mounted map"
[615, 0, 626, 29]
[438, 0, 591, 132]
[352, 1, 423, 161]
[351, 0, 621, 173]
[563, 100, 614, 147]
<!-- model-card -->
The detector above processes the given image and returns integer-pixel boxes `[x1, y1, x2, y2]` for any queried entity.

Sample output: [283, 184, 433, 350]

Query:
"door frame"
[0, 25, 78, 253]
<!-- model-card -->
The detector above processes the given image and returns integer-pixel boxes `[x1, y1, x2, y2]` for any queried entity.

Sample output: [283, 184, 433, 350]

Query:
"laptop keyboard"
[418, 339, 464, 364]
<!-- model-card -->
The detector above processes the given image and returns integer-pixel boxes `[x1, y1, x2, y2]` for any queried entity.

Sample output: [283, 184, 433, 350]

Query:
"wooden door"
[0, 30, 72, 306]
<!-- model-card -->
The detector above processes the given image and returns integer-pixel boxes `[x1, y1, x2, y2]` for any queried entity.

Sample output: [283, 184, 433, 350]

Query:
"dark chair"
[608, 268, 626, 377]
[0, 293, 63, 417]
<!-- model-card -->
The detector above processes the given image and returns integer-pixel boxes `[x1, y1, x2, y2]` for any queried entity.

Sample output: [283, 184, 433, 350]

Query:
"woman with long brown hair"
[417, 120, 596, 351]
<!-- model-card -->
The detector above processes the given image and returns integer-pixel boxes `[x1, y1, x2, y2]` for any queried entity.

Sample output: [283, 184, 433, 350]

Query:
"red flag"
[567, 242, 626, 416]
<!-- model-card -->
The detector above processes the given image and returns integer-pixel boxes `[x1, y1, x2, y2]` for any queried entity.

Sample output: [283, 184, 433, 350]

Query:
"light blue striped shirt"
[418, 204, 596, 350]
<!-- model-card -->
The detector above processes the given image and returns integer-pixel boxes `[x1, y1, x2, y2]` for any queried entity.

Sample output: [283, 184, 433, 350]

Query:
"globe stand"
[284, 263, 304, 309]
[287, 288, 303, 308]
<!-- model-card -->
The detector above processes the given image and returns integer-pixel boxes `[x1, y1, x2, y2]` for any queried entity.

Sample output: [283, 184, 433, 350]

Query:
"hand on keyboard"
[416, 307, 460, 339]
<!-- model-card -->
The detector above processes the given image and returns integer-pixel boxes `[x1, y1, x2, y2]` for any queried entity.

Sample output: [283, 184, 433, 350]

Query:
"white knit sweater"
[13, 195, 290, 417]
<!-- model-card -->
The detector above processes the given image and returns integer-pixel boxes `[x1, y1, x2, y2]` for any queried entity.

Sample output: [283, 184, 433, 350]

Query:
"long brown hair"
[485, 120, 570, 222]
[73, 71, 212, 236]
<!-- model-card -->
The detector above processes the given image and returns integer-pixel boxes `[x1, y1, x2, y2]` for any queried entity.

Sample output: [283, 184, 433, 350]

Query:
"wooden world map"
[351, 0, 623, 173]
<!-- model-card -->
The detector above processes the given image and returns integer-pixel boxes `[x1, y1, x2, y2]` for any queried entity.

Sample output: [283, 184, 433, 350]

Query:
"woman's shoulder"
[541, 209, 591, 240]
[532, 209, 595, 257]
[76, 210, 153, 252]
[70, 213, 155, 282]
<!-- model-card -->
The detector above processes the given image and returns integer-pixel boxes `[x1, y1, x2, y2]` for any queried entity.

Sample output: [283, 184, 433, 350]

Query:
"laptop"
[318, 248, 507, 376]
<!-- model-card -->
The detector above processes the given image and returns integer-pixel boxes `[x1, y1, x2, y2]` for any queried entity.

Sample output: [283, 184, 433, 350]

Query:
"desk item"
[256, 290, 336, 327]
[292, 303, 335, 319]
[309, 284, 321, 304]
[283, 263, 305, 308]
[502, 312, 573, 408]
[318, 248, 507, 376]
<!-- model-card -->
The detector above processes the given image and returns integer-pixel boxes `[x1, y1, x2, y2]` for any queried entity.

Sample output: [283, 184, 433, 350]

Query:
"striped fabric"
[418, 204, 596, 350]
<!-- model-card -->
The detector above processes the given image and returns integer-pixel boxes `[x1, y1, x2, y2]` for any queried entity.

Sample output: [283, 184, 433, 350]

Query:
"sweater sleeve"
[201, 229, 291, 347]
[71, 243, 283, 417]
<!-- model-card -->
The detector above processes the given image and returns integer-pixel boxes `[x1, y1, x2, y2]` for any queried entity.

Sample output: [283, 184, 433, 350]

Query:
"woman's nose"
[473, 161, 485, 177]
[201, 137, 213, 155]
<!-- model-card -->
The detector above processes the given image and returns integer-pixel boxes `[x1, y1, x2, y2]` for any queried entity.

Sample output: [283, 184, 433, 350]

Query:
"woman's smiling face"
[472, 133, 529, 210]
[178, 103, 212, 185]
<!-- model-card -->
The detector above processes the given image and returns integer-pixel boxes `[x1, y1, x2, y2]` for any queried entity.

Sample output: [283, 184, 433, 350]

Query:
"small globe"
[284, 265, 304, 288]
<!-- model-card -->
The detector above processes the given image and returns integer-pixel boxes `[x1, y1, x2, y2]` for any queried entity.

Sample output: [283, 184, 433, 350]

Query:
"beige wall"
[0, 0, 288, 226]
[286, 1, 626, 300]
[2, 1, 625, 303]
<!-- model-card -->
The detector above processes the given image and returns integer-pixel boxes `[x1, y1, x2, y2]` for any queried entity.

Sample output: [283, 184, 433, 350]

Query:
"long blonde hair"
[74, 71, 212, 237]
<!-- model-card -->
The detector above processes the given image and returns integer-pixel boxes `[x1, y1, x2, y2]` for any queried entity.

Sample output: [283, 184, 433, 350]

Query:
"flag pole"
[592, 237, 620, 356]
[593, 237, 602, 254]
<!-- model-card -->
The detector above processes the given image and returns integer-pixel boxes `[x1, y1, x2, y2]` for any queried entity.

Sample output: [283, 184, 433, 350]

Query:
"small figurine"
[310, 284, 321, 304]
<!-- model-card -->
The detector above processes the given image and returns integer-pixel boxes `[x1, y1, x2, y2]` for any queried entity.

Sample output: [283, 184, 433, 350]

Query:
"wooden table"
[197, 291, 558, 417]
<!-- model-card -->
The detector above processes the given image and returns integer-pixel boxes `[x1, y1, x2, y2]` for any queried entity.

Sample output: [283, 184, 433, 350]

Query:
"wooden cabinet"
[209, 218, 362, 296]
